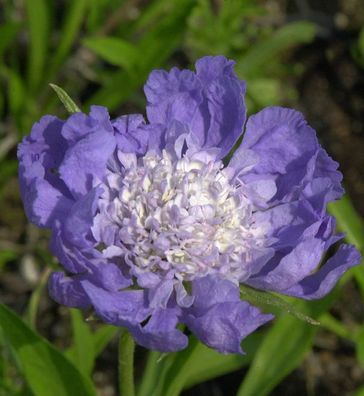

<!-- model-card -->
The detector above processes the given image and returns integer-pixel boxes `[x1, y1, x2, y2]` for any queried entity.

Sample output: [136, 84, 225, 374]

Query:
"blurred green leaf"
[26, 267, 51, 330]
[49, 84, 81, 113]
[83, 36, 138, 72]
[66, 322, 116, 375]
[138, 349, 181, 396]
[237, 315, 314, 396]
[158, 333, 261, 396]
[25, 0, 50, 91]
[88, 0, 194, 110]
[236, 295, 336, 396]
[0, 304, 96, 396]
[6, 70, 26, 117]
[328, 195, 364, 295]
[358, 28, 364, 58]
[0, 251, 17, 270]
[247, 78, 281, 107]
[356, 325, 364, 369]
[185, 0, 262, 58]
[0, 22, 20, 58]
[49, 0, 88, 78]
[320, 312, 356, 342]
[354, 386, 364, 396]
[86, 0, 120, 32]
[236, 21, 316, 78]
[93, 325, 117, 356]
[67, 310, 95, 376]
[328, 195, 364, 250]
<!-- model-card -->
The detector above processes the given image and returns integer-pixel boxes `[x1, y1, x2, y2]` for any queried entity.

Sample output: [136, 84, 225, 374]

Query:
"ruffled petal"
[191, 56, 246, 158]
[190, 275, 240, 312]
[61, 105, 113, 143]
[48, 272, 91, 308]
[185, 301, 273, 354]
[49, 226, 93, 273]
[247, 238, 325, 291]
[112, 114, 148, 155]
[144, 55, 246, 159]
[184, 276, 272, 354]
[130, 308, 188, 352]
[147, 279, 174, 309]
[20, 179, 73, 228]
[18, 115, 67, 187]
[282, 244, 361, 299]
[63, 186, 103, 247]
[87, 262, 132, 292]
[241, 107, 319, 203]
[144, 68, 201, 126]
[59, 131, 115, 198]
[18, 115, 73, 228]
[81, 281, 151, 326]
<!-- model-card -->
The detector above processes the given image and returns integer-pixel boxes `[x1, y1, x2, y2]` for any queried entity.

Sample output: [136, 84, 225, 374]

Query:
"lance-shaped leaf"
[49, 84, 81, 113]
[0, 303, 96, 396]
[240, 284, 320, 325]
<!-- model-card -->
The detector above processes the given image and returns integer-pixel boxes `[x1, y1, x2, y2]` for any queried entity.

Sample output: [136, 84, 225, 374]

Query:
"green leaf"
[0, 22, 20, 58]
[354, 386, 364, 396]
[26, 267, 51, 330]
[25, 0, 50, 91]
[83, 37, 138, 72]
[356, 325, 364, 369]
[247, 78, 281, 107]
[49, 84, 81, 113]
[0, 303, 96, 396]
[236, 294, 336, 396]
[358, 28, 364, 58]
[237, 314, 314, 396]
[137, 350, 176, 396]
[88, 0, 194, 111]
[158, 334, 262, 396]
[240, 284, 320, 325]
[66, 322, 116, 375]
[49, 0, 88, 79]
[236, 21, 317, 77]
[93, 325, 117, 357]
[6, 69, 26, 116]
[328, 195, 364, 296]
[328, 195, 364, 250]
[67, 310, 95, 376]
[137, 351, 163, 396]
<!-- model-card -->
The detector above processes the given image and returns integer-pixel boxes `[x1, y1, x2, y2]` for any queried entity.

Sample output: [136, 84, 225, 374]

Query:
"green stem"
[118, 329, 135, 396]
[27, 266, 51, 329]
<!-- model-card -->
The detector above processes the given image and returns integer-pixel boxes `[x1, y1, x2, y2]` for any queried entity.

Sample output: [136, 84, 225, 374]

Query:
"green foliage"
[185, 0, 316, 111]
[236, 295, 336, 396]
[0, 304, 96, 396]
[137, 333, 261, 396]
[352, 27, 364, 68]
[25, 0, 50, 92]
[329, 195, 364, 296]
[48, 0, 88, 79]
[83, 37, 139, 72]
[49, 84, 81, 114]
[240, 284, 320, 325]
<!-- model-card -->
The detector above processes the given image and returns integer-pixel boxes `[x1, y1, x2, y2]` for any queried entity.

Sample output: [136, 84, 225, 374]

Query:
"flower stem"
[118, 329, 135, 396]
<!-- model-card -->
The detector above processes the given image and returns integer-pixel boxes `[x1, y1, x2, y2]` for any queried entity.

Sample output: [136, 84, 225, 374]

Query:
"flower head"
[18, 56, 361, 354]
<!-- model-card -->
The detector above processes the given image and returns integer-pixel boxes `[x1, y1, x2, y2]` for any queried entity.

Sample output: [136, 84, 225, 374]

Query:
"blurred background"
[0, 0, 364, 395]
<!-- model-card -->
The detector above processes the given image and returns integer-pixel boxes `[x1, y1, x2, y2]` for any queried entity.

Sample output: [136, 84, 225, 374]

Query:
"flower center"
[93, 150, 267, 283]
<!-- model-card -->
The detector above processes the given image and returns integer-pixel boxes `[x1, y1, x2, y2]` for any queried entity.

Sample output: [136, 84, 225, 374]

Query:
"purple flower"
[18, 56, 361, 354]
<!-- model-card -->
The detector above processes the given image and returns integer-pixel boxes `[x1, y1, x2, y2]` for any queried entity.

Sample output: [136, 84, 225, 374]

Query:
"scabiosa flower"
[18, 56, 361, 354]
